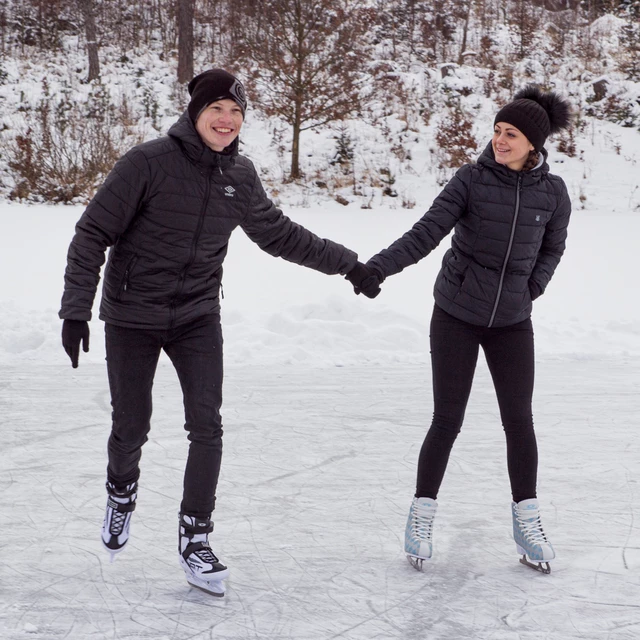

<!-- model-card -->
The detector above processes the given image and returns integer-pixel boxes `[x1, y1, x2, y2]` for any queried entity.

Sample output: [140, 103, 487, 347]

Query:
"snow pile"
[1, 189, 639, 368]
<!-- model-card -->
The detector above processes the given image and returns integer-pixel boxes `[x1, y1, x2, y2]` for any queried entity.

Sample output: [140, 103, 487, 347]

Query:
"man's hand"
[345, 262, 381, 299]
[61, 320, 90, 368]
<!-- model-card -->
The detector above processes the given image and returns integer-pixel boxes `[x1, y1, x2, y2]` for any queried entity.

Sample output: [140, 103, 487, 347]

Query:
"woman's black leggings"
[417, 304, 538, 503]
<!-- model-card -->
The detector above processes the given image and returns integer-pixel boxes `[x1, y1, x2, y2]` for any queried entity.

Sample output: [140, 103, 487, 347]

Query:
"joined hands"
[345, 261, 381, 299]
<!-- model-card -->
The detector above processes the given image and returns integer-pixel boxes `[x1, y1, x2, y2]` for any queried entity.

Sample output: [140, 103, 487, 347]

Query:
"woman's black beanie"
[187, 69, 247, 123]
[494, 85, 571, 152]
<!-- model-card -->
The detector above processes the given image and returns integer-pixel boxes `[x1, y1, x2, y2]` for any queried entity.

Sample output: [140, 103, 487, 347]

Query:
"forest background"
[0, 0, 638, 209]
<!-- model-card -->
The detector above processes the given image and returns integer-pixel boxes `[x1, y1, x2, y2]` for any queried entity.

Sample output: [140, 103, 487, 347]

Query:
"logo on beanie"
[229, 81, 247, 111]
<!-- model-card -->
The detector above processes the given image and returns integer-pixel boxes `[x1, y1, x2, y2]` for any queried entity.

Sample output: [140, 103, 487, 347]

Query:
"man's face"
[195, 98, 244, 152]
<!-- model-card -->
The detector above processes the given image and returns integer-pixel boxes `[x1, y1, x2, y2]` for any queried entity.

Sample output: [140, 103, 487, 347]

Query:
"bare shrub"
[2, 80, 144, 203]
[434, 97, 478, 180]
[585, 88, 639, 129]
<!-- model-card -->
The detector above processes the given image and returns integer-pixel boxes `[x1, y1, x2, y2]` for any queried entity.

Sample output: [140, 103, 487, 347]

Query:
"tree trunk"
[77, 0, 100, 81]
[290, 23, 304, 180]
[178, 0, 194, 84]
[291, 98, 302, 179]
[457, 1, 472, 65]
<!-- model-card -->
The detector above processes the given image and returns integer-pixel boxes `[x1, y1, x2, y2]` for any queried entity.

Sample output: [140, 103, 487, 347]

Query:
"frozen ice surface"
[1, 182, 639, 638]
[1, 358, 639, 640]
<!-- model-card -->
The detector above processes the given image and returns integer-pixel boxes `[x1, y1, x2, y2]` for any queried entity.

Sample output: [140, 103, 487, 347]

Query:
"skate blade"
[179, 558, 228, 596]
[184, 574, 226, 597]
[519, 555, 551, 574]
[406, 554, 430, 572]
[102, 542, 125, 564]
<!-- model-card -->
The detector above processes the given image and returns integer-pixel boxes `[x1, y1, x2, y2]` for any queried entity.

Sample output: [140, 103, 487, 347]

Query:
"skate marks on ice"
[0, 359, 639, 639]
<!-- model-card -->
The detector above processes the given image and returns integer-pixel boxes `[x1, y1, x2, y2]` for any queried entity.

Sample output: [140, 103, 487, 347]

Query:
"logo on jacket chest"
[224, 186, 236, 197]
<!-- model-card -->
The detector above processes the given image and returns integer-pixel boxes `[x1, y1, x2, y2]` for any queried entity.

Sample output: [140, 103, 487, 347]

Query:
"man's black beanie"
[187, 69, 247, 123]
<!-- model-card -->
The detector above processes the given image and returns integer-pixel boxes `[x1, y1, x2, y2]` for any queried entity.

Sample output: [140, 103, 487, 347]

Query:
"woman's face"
[492, 122, 535, 171]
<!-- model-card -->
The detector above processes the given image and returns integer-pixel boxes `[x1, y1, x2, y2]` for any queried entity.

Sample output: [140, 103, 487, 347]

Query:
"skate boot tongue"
[414, 497, 437, 510]
[516, 498, 540, 513]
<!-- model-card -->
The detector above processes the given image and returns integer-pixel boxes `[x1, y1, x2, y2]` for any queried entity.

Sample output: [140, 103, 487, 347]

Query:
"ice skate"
[179, 513, 229, 597]
[512, 499, 555, 574]
[101, 481, 137, 562]
[404, 497, 437, 571]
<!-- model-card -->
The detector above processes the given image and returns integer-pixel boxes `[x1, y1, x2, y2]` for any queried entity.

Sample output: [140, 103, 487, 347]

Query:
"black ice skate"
[101, 481, 137, 562]
[179, 513, 229, 597]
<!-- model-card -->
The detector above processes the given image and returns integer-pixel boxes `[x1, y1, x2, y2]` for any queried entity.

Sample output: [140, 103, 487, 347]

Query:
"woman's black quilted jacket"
[368, 143, 571, 327]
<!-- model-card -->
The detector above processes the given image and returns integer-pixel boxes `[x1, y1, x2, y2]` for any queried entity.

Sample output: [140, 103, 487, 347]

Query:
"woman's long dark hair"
[521, 150, 539, 172]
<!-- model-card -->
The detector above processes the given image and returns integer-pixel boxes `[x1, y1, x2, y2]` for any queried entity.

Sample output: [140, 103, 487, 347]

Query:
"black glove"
[61, 320, 90, 368]
[345, 262, 381, 299]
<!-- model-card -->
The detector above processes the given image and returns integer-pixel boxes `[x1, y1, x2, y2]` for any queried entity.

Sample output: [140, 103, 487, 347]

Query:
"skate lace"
[195, 544, 219, 564]
[110, 509, 126, 535]
[411, 506, 436, 540]
[516, 511, 548, 545]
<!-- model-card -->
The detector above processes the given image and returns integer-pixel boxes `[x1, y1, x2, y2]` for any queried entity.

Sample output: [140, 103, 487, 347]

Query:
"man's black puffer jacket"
[367, 143, 571, 327]
[59, 112, 357, 329]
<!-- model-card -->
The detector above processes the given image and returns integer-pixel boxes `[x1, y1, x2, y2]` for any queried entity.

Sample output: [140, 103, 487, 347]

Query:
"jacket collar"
[168, 111, 238, 170]
[476, 141, 549, 186]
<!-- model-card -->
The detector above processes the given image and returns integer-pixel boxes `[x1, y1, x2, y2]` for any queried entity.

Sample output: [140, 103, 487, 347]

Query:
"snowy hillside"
[1, 8, 639, 208]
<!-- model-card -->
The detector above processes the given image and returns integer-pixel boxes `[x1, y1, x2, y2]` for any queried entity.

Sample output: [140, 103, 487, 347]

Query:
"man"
[59, 68, 377, 596]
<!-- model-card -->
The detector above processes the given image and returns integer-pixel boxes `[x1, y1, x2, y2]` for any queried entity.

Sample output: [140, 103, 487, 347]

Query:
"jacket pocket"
[446, 254, 469, 295]
[116, 255, 139, 301]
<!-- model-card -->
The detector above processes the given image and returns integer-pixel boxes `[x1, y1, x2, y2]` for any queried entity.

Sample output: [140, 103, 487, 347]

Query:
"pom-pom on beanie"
[494, 85, 571, 152]
[187, 69, 247, 123]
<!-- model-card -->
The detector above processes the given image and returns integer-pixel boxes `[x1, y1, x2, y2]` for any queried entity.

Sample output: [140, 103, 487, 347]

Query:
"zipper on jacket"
[117, 255, 138, 301]
[169, 170, 212, 327]
[488, 174, 522, 328]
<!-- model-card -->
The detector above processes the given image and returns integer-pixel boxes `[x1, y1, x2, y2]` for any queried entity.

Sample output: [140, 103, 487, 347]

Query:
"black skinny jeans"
[417, 304, 538, 503]
[105, 315, 223, 518]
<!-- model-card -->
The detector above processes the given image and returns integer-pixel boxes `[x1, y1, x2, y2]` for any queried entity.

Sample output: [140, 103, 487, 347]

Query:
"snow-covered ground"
[1, 122, 639, 638]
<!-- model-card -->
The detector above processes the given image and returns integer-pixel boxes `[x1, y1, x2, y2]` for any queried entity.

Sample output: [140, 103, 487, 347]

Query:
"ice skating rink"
[1, 199, 640, 638]
[1, 358, 639, 640]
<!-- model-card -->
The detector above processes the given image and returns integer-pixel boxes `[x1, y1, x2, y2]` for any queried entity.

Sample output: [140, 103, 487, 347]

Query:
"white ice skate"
[179, 513, 229, 597]
[404, 497, 438, 571]
[512, 498, 555, 574]
[101, 481, 137, 562]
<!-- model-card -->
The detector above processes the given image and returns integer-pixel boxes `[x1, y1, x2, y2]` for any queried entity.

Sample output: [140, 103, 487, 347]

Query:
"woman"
[356, 86, 572, 573]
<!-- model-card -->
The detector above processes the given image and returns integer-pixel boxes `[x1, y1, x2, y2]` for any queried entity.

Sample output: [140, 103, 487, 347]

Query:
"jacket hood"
[168, 110, 238, 169]
[477, 141, 549, 186]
